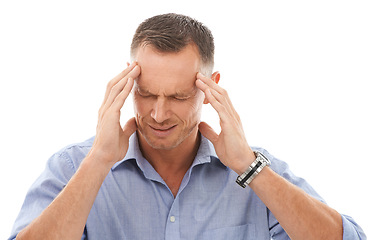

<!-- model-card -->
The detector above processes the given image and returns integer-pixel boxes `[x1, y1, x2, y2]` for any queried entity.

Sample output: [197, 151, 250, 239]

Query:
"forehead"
[135, 44, 201, 93]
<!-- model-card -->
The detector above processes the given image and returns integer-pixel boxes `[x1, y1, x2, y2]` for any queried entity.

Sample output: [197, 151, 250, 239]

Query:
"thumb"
[122, 117, 137, 138]
[199, 121, 218, 144]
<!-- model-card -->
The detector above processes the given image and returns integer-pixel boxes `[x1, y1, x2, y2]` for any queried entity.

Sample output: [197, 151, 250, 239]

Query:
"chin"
[141, 132, 184, 150]
[139, 125, 196, 151]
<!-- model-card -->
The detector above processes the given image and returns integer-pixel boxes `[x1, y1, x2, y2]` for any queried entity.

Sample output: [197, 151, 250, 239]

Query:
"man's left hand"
[195, 73, 255, 175]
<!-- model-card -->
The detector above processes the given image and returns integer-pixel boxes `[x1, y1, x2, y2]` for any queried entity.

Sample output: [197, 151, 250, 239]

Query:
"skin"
[133, 44, 204, 151]
[16, 43, 343, 240]
[132, 44, 209, 196]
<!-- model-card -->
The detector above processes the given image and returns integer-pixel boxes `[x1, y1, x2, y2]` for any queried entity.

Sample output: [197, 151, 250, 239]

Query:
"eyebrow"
[137, 85, 197, 98]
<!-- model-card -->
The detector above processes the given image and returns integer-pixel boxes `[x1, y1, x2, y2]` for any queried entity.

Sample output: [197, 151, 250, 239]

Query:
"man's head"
[131, 13, 214, 77]
[130, 13, 217, 150]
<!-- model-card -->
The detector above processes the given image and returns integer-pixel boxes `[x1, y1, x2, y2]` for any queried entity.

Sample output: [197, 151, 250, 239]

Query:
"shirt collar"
[111, 132, 143, 170]
[192, 133, 219, 167]
[111, 131, 220, 171]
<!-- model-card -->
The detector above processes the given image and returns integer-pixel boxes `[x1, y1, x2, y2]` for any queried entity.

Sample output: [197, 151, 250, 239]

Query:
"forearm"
[16, 153, 110, 240]
[249, 167, 343, 240]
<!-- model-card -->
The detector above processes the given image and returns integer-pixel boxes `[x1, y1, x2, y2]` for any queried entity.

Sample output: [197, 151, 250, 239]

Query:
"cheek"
[187, 92, 204, 114]
[133, 95, 151, 117]
[174, 98, 203, 123]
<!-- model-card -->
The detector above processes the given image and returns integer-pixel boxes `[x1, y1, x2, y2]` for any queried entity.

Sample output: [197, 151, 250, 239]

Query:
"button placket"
[165, 197, 181, 239]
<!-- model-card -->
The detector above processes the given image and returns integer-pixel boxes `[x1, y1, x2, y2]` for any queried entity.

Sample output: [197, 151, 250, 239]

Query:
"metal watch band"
[236, 151, 270, 188]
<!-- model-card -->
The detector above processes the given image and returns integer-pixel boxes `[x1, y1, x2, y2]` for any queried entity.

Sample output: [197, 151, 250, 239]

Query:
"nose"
[151, 98, 170, 123]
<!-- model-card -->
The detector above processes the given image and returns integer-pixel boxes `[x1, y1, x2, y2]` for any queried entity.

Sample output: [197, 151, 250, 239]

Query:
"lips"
[150, 125, 176, 131]
[149, 124, 177, 137]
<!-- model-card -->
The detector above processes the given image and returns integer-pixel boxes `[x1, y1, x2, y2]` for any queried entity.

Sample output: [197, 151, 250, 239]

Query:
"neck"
[137, 129, 201, 174]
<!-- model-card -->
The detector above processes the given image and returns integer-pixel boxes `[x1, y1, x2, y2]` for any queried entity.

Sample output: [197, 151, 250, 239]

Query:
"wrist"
[83, 149, 114, 175]
[234, 150, 257, 176]
[235, 151, 271, 188]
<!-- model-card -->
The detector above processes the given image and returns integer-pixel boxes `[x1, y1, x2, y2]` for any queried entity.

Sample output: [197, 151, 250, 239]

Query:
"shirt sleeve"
[252, 147, 367, 240]
[8, 149, 78, 240]
[342, 215, 367, 239]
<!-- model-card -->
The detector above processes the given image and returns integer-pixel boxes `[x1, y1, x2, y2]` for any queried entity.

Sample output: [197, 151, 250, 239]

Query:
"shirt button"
[170, 216, 176, 223]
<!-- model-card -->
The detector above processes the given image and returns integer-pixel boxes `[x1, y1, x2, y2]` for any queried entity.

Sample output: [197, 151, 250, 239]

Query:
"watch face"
[255, 151, 271, 166]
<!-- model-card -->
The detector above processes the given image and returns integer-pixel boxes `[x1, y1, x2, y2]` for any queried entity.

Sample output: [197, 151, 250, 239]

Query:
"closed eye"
[172, 96, 189, 101]
[136, 88, 191, 101]
[137, 90, 155, 98]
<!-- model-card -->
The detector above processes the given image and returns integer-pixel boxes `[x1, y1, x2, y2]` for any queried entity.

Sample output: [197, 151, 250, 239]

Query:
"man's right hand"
[89, 62, 141, 168]
[16, 63, 141, 240]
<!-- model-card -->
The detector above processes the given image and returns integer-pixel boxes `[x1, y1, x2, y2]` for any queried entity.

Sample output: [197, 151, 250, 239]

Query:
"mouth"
[149, 124, 177, 137]
[151, 125, 176, 131]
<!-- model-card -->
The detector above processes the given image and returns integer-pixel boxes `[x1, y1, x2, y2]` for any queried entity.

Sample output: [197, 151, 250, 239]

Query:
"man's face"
[133, 44, 205, 150]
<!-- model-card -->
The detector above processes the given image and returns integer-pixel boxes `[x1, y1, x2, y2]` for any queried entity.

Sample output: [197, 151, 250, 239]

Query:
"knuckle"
[221, 88, 228, 96]
[98, 107, 105, 118]
[110, 82, 123, 95]
[237, 112, 241, 120]
[110, 83, 118, 92]
[106, 81, 114, 91]
[219, 104, 227, 112]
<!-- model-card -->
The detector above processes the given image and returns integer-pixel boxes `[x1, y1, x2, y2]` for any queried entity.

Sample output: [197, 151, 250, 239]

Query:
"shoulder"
[59, 136, 95, 153]
[251, 146, 290, 175]
[47, 136, 95, 172]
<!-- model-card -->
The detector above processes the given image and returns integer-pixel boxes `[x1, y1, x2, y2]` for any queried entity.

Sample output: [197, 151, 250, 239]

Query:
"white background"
[0, 0, 370, 238]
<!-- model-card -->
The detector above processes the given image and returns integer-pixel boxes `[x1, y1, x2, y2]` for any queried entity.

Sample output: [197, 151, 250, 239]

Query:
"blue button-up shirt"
[9, 133, 366, 239]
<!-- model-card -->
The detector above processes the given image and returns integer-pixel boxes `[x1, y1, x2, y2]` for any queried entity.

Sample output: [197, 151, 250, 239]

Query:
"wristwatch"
[236, 151, 271, 188]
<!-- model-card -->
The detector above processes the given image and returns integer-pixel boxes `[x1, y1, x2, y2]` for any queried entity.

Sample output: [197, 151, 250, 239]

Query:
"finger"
[103, 62, 137, 104]
[196, 77, 238, 117]
[111, 77, 135, 111]
[196, 73, 228, 99]
[204, 88, 230, 122]
[197, 72, 225, 94]
[101, 65, 140, 115]
[122, 117, 137, 138]
[199, 122, 218, 144]
[108, 65, 140, 104]
[197, 80, 231, 108]
[195, 79, 209, 92]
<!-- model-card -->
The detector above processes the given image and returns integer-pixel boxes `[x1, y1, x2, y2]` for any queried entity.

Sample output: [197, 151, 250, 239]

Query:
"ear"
[203, 71, 221, 104]
[211, 71, 220, 84]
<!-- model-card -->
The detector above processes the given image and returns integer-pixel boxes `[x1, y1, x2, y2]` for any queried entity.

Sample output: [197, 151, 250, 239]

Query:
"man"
[9, 13, 365, 240]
